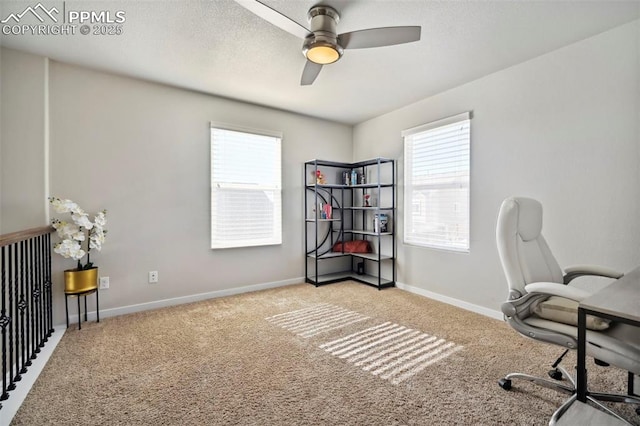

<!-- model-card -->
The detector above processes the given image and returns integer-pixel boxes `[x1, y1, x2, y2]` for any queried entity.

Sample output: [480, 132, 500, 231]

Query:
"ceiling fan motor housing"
[302, 6, 344, 64]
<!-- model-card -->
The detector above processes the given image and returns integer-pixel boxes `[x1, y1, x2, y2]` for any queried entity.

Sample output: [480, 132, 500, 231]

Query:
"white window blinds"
[210, 125, 282, 249]
[403, 112, 471, 252]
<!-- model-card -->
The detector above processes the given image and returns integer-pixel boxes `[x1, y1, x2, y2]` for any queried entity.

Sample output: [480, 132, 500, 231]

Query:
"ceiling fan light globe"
[307, 45, 340, 64]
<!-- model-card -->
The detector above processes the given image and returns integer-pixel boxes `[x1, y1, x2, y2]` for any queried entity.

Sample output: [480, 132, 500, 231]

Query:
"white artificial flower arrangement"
[49, 197, 107, 270]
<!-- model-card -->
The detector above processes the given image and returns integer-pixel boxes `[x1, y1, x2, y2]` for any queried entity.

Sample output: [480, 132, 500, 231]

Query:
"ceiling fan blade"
[234, 0, 310, 40]
[339, 26, 421, 49]
[301, 61, 323, 86]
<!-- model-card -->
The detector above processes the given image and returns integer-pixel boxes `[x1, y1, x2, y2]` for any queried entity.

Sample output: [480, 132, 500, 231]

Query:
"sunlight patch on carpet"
[265, 303, 369, 338]
[320, 322, 463, 385]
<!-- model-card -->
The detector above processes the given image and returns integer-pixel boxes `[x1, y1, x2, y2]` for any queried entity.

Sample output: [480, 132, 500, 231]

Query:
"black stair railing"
[0, 226, 54, 410]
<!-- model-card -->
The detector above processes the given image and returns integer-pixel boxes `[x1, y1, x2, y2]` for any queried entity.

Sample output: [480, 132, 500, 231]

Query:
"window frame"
[402, 112, 471, 253]
[210, 122, 283, 250]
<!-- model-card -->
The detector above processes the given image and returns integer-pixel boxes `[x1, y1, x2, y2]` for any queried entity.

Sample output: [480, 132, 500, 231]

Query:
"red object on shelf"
[323, 204, 332, 219]
[332, 240, 371, 253]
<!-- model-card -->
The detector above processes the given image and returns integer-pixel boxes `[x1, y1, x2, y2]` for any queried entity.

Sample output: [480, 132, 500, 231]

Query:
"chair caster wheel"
[498, 378, 512, 390]
[548, 368, 563, 380]
[635, 407, 640, 416]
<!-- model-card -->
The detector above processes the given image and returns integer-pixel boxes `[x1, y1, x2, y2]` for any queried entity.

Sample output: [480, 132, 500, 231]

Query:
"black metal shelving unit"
[304, 158, 396, 290]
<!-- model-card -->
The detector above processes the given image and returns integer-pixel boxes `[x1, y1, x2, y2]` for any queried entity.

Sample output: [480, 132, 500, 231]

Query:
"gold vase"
[64, 267, 98, 293]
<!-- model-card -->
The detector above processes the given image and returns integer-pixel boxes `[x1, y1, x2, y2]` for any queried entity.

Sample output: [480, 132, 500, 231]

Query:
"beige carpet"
[10, 282, 639, 425]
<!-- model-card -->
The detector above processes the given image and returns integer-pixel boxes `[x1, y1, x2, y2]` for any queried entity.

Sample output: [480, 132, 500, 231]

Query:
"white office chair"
[496, 196, 640, 420]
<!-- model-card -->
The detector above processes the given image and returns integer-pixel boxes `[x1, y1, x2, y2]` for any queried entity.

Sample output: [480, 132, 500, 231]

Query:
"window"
[210, 124, 282, 249]
[403, 112, 471, 252]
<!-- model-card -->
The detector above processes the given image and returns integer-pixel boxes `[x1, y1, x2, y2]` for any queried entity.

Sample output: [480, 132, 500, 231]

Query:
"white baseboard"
[396, 281, 503, 321]
[62, 277, 304, 325]
[0, 325, 66, 426]
[64, 278, 504, 324]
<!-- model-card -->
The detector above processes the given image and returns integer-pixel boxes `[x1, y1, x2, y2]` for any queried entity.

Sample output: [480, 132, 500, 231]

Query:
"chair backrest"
[496, 197, 564, 299]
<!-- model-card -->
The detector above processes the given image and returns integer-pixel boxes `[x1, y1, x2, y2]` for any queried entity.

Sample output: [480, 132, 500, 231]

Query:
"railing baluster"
[46, 233, 54, 336]
[0, 226, 54, 410]
[34, 236, 40, 351]
[28, 237, 35, 360]
[39, 236, 45, 345]
[1, 246, 8, 403]
[19, 239, 27, 375]
[35, 237, 41, 348]
[13, 242, 21, 384]
[44, 233, 53, 337]
[8, 243, 16, 390]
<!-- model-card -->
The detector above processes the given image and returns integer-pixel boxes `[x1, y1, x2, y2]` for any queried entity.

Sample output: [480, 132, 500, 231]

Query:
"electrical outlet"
[99, 276, 110, 289]
[148, 271, 158, 283]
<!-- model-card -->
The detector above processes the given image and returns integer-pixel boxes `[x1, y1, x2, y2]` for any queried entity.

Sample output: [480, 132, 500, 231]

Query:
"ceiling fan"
[234, 0, 421, 86]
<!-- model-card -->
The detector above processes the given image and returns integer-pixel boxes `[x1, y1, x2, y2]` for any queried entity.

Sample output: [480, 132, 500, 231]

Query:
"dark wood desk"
[577, 267, 640, 402]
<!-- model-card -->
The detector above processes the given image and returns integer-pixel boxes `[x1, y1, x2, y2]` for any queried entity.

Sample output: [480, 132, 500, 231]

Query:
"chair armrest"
[524, 282, 592, 302]
[563, 264, 624, 284]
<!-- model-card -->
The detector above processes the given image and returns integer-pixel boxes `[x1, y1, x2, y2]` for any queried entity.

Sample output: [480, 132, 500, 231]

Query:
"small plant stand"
[64, 287, 100, 330]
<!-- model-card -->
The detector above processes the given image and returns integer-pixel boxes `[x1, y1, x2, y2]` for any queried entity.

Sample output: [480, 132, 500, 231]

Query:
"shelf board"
[351, 253, 393, 261]
[344, 206, 394, 210]
[306, 158, 394, 168]
[307, 252, 392, 261]
[350, 157, 395, 168]
[344, 230, 393, 236]
[306, 271, 394, 288]
[306, 183, 393, 189]
[347, 183, 394, 189]
[306, 271, 353, 284]
[305, 159, 352, 168]
[307, 252, 348, 259]
[306, 183, 348, 189]
[351, 274, 395, 287]
[305, 218, 341, 222]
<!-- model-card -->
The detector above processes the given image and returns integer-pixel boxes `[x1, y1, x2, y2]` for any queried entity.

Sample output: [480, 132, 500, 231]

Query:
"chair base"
[549, 394, 632, 425]
[499, 366, 640, 423]
[499, 366, 575, 395]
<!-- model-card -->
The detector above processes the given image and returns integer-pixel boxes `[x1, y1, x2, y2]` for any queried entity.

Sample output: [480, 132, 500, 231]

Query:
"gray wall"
[353, 21, 640, 312]
[0, 48, 48, 233]
[48, 62, 353, 324]
[0, 48, 352, 324]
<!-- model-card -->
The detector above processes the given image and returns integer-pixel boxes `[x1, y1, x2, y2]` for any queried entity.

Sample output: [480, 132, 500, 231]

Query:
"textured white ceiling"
[1, 1, 639, 124]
